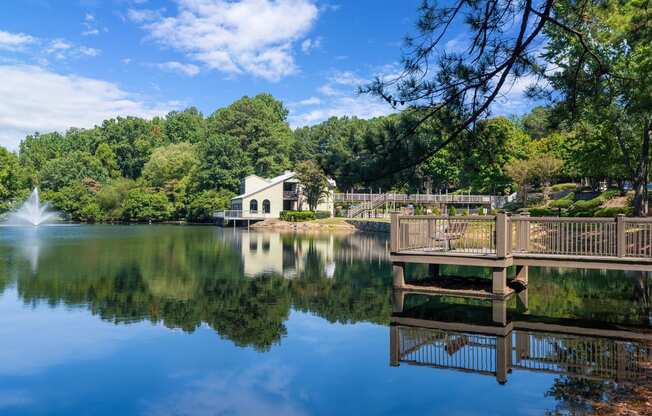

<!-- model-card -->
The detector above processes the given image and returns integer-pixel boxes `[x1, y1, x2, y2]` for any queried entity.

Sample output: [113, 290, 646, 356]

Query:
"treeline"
[0, 91, 639, 222]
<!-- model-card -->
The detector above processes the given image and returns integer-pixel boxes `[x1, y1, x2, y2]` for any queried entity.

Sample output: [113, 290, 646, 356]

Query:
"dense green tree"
[95, 143, 120, 178]
[40, 151, 108, 192]
[121, 188, 173, 222]
[295, 160, 329, 211]
[538, 0, 651, 215]
[191, 134, 252, 193]
[0, 146, 23, 212]
[164, 107, 206, 144]
[187, 189, 234, 222]
[96, 178, 137, 220]
[142, 142, 199, 188]
[207, 94, 292, 177]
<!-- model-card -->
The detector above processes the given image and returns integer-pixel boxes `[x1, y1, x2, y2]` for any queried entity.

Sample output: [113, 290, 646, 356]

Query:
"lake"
[0, 225, 650, 415]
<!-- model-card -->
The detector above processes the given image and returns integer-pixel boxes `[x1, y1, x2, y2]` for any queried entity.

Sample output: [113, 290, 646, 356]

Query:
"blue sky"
[0, 0, 534, 151]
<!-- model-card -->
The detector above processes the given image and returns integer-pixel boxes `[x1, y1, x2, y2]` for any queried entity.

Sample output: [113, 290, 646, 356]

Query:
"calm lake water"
[0, 225, 650, 415]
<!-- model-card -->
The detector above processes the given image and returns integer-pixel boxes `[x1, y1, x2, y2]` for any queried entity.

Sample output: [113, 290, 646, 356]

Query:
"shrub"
[314, 211, 331, 219]
[449, 206, 457, 216]
[122, 189, 173, 222]
[431, 207, 442, 215]
[280, 210, 316, 222]
[490, 208, 498, 215]
[551, 183, 577, 192]
[593, 207, 633, 217]
[549, 192, 575, 209]
[187, 189, 234, 222]
[462, 208, 469, 216]
[529, 207, 558, 216]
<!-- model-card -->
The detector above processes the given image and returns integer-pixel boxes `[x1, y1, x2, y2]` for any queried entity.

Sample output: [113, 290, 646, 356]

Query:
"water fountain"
[4, 188, 59, 226]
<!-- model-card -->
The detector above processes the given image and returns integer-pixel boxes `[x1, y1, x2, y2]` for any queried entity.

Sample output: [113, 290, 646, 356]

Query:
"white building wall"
[242, 181, 284, 218]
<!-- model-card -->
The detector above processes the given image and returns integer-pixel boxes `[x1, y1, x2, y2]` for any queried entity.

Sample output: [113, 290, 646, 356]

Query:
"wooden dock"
[390, 213, 652, 297]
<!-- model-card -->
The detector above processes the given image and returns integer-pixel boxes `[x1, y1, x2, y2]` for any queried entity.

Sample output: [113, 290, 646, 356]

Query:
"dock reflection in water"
[390, 290, 652, 385]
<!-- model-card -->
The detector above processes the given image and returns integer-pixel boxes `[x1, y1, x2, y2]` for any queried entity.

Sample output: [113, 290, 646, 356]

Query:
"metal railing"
[391, 213, 652, 260]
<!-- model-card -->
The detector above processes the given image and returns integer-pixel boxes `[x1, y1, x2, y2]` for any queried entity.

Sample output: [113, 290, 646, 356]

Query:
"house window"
[250, 199, 258, 213]
[263, 199, 271, 214]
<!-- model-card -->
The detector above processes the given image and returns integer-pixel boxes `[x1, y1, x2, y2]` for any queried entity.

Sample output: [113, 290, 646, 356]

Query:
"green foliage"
[0, 146, 23, 212]
[295, 160, 329, 211]
[96, 178, 137, 221]
[449, 206, 457, 216]
[549, 192, 575, 209]
[187, 190, 234, 222]
[551, 183, 578, 192]
[593, 207, 633, 217]
[207, 94, 292, 177]
[142, 142, 198, 188]
[40, 151, 108, 192]
[280, 211, 319, 222]
[122, 189, 173, 222]
[529, 207, 558, 217]
[44, 183, 104, 222]
[191, 134, 252, 194]
[462, 208, 469, 216]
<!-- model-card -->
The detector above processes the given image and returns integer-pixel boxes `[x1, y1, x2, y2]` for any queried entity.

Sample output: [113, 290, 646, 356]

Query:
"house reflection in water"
[390, 290, 652, 385]
[237, 231, 390, 279]
[240, 232, 337, 279]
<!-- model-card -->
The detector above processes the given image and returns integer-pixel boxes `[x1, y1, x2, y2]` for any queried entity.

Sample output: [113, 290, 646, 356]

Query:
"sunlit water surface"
[0, 225, 650, 415]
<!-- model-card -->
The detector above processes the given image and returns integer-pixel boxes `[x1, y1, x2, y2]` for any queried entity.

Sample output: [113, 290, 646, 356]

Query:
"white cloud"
[130, 0, 319, 81]
[491, 73, 543, 116]
[300, 37, 321, 54]
[297, 96, 320, 106]
[156, 61, 200, 76]
[82, 28, 100, 36]
[143, 364, 307, 416]
[0, 65, 179, 150]
[0, 30, 35, 51]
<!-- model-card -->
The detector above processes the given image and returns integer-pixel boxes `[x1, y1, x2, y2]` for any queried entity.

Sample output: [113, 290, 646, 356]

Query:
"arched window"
[263, 199, 271, 214]
[250, 199, 258, 213]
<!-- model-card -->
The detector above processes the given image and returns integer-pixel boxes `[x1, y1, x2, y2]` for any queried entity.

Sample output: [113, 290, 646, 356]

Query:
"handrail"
[391, 214, 652, 260]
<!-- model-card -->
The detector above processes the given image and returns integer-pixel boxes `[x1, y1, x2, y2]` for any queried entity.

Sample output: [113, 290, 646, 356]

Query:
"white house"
[218, 171, 335, 222]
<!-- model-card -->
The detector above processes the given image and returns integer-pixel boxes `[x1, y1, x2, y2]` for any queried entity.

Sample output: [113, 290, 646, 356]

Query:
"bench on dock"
[431, 221, 469, 251]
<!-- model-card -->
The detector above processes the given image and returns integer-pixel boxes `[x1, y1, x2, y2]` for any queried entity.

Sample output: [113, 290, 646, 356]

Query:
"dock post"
[492, 267, 508, 295]
[390, 213, 400, 253]
[392, 290, 405, 313]
[515, 331, 530, 360]
[495, 213, 509, 258]
[517, 288, 529, 313]
[390, 325, 400, 367]
[495, 334, 511, 385]
[617, 214, 626, 257]
[515, 265, 528, 285]
[428, 263, 440, 279]
[492, 298, 507, 325]
[393, 262, 406, 288]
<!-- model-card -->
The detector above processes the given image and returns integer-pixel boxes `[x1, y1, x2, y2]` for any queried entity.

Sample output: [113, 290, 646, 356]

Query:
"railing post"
[390, 213, 400, 253]
[496, 212, 509, 258]
[516, 212, 530, 252]
[617, 214, 626, 257]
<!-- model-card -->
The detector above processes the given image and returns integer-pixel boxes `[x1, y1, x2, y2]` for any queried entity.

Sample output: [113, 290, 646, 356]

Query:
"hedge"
[280, 210, 331, 222]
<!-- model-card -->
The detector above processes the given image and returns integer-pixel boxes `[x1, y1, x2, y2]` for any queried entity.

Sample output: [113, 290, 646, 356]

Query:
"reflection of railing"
[283, 191, 298, 199]
[392, 325, 652, 384]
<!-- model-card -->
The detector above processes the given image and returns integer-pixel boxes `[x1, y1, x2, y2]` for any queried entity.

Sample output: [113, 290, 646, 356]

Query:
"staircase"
[347, 194, 387, 218]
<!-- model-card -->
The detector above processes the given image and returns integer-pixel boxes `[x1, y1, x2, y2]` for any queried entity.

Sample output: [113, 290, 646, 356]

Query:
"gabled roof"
[231, 171, 296, 200]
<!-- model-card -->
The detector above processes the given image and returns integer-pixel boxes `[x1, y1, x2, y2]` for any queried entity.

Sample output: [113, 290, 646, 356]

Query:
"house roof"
[231, 171, 296, 200]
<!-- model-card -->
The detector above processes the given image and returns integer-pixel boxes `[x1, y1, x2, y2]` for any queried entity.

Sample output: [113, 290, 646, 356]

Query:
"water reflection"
[1, 225, 652, 414]
[391, 290, 652, 412]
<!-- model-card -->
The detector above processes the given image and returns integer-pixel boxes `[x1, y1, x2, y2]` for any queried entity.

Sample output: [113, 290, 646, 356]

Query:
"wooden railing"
[335, 192, 516, 207]
[391, 215, 500, 255]
[391, 213, 652, 260]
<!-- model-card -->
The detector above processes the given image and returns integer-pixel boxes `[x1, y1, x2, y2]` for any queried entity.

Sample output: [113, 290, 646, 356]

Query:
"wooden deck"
[390, 213, 652, 296]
